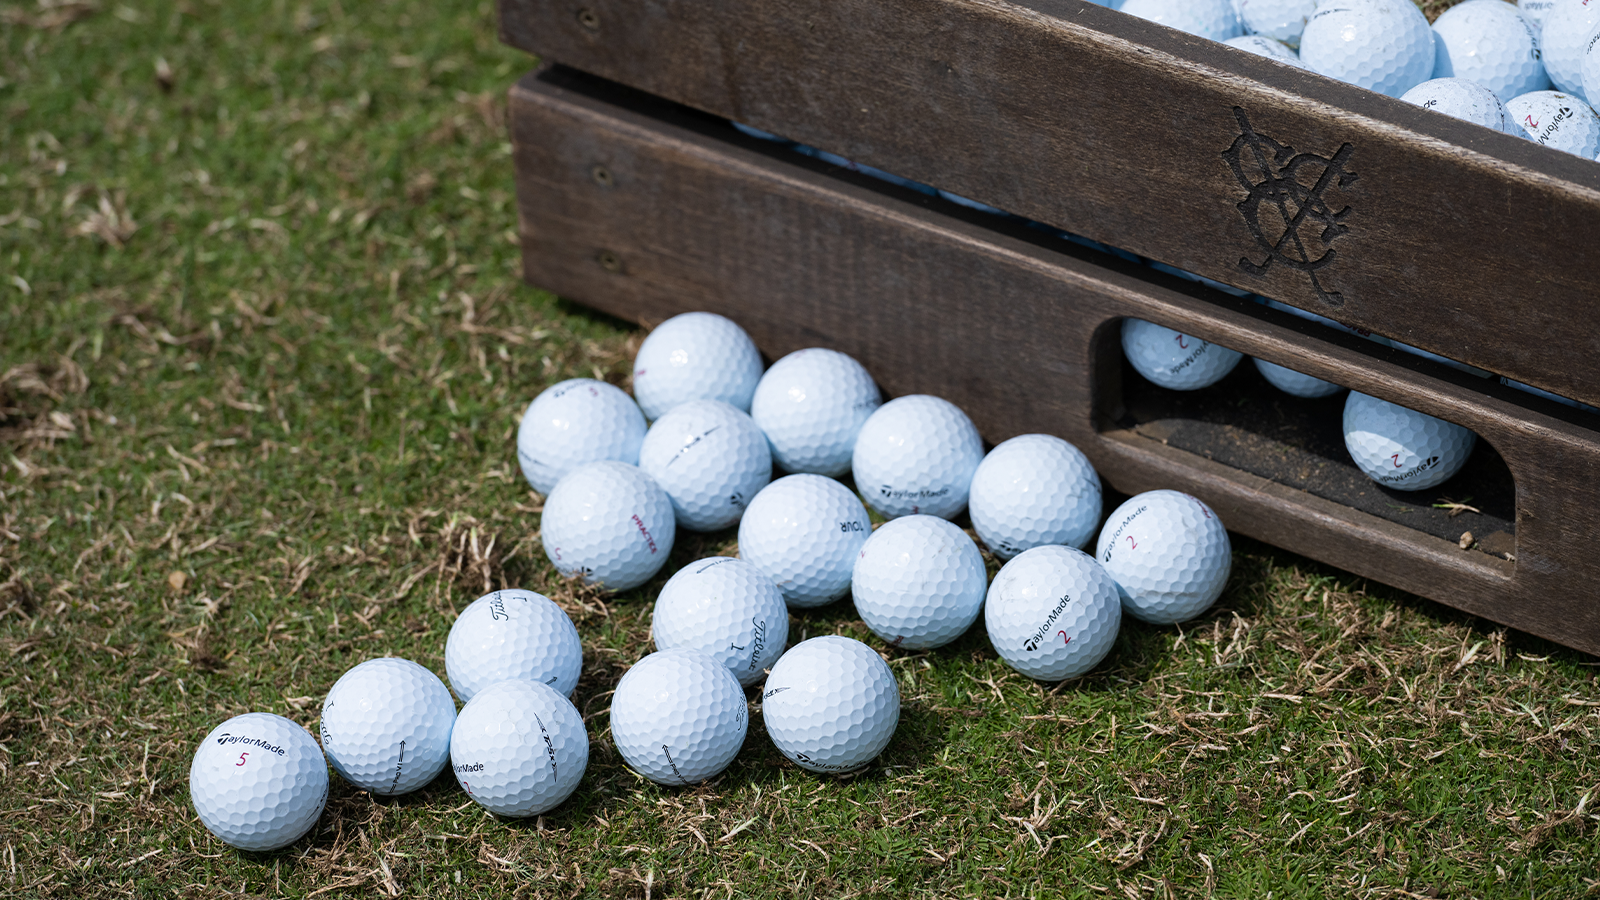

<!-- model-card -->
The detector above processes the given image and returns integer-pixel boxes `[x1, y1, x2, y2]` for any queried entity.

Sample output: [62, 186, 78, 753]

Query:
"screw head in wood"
[590, 164, 614, 187]
[577, 7, 600, 30]
[595, 250, 622, 272]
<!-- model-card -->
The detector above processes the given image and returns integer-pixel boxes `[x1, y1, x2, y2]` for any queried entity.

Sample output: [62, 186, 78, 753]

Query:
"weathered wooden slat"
[509, 66, 1600, 655]
[499, 0, 1600, 407]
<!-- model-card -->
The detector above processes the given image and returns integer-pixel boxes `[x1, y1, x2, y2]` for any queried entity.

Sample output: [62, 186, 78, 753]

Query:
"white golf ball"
[1120, 0, 1242, 40]
[852, 395, 984, 520]
[1122, 318, 1243, 390]
[749, 348, 882, 477]
[1430, 0, 1550, 103]
[445, 589, 583, 701]
[610, 649, 749, 785]
[1237, 0, 1315, 46]
[540, 461, 676, 592]
[1096, 491, 1232, 625]
[737, 474, 872, 608]
[968, 434, 1102, 559]
[851, 515, 988, 650]
[1582, 23, 1600, 105]
[189, 713, 329, 851]
[1343, 392, 1477, 491]
[984, 545, 1122, 682]
[1507, 90, 1600, 157]
[318, 658, 456, 796]
[760, 636, 900, 774]
[516, 379, 647, 495]
[1299, 0, 1435, 99]
[449, 679, 588, 817]
[631, 312, 763, 420]
[1252, 358, 1343, 398]
[1401, 77, 1515, 133]
[652, 557, 789, 687]
[1541, 0, 1600, 98]
[1521, 0, 1555, 28]
[1223, 34, 1308, 67]
[638, 399, 772, 532]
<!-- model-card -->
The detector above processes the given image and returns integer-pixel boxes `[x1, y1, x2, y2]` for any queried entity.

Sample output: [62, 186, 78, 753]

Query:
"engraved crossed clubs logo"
[1223, 108, 1358, 308]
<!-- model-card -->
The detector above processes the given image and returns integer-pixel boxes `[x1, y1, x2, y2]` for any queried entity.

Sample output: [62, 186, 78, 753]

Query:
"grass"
[2, 0, 1597, 897]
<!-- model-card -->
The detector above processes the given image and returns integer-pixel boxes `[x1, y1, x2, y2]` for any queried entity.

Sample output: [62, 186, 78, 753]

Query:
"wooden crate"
[497, 0, 1600, 656]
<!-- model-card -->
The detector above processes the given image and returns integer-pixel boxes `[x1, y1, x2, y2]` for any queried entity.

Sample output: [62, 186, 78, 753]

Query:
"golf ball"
[1096, 491, 1232, 625]
[761, 636, 900, 774]
[749, 347, 882, 477]
[189, 712, 329, 851]
[1430, 0, 1550, 103]
[984, 545, 1122, 681]
[737, 474, 872, 608]
[1541, 0, 1600, 98]
[652, 557, 789, 687]
[319, 658, 456, 796]
[638, 399, 772, 532]
[1122, 318, 1243, 391]
[1223, 35, 1308, 67]
[1401, 77, 1515, 133]
[540, 461, 676, 591]
[1583, 24, 1600, 105]
[610, 649, 749, 785]
[851, 515, 988, 650]
[967, 434, 1102, 559]
[1507, 90, 1600, 157]
[445, 589, 583, 701]
[852, 395, 984, 520]
[1252, 358, 1343, 398]
[516, 378, 647, 495]
[632, 312, 763, 420]
[1343, 392, 1477, 491]
[1120, 0, 1242, 40]
[1237, 0, 1315, 46]
[449, 679, 588, 817]
[1299, 0, 1435, 99]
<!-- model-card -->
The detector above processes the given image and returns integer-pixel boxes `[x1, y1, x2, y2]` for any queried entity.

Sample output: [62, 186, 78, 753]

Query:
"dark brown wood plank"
[499, 0, 1600, 408]
[509, 65, 1600, 655]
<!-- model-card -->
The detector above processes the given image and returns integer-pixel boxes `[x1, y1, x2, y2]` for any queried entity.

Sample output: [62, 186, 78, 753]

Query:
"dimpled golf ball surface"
[761, 636, 900, 774]
[852, 395, 984, 520]
[1096, 491, 1232, 625]
[638, 399, 772, 531]
[1119, 0, 1242, 40]
[318, 658, 455, 796]
[1224, 35, 1308, 66]
[737, 474, 872, 608]
[750, 348, 882, 477]
[190, 713, 329, 851]
[1508, 90, 1600, 157]
[1122, 318, 1243, 391]
[1343, 392, 1477, 491]
[1238, 0, 1315, 46]
[984, 545, 1122, 681]
[1541, 0, 1600, 97]
[1299, 0, 1435, 99]
[445, 589, 583, 701]
[968, 434, 1102, 559]
[516, 379, 646, 495]
[1402, 78, 1514, 133]
[1430, 0, 1550, 103]
[1582, 25, 1600, 105]
[610, 650, 748, 785]
[631, 312, 763, 420]
[851, 516, 988, 650]
[450, 679, 587, 817]
[1253, 358, 1343, 398]
[541, 461, 676, 591]
[652, 557, 789, 686]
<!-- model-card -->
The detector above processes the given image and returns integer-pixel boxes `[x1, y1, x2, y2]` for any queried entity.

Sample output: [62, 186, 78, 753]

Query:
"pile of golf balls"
[190, 309, 1253, 855]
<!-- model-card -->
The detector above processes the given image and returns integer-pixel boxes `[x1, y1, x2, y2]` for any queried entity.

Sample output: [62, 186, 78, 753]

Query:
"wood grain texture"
[499, 0, 1600, 407]
[510, 66, 1600, 655]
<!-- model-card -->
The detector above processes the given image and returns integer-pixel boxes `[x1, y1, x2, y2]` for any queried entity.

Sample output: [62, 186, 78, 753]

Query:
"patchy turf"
[3, 0, 1597, 897]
